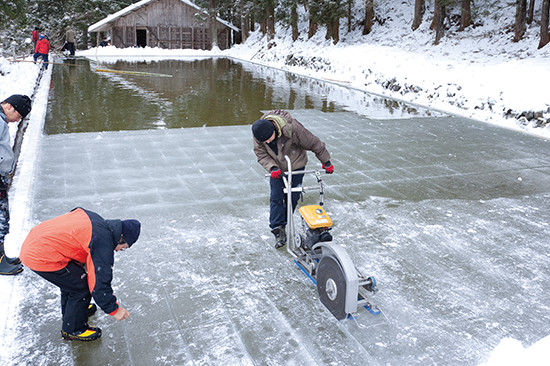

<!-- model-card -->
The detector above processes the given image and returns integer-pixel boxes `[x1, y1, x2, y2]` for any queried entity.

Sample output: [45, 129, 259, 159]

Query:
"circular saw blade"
[317, 255, 347, 320]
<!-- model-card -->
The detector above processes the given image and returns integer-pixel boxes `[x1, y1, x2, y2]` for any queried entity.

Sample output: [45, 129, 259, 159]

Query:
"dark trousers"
[68, 42, 75, 55]
[62, 42, 75, 56]
[33, 52, 49, 67]
[269, 168, 304, 229]
[0, 176, 9, 244]
[34, 261, 91, 333]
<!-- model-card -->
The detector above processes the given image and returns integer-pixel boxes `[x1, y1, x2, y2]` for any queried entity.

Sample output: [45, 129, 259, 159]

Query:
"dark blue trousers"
[34, 261, 91, 333]
[33, 52, 49, 67]
[269, 168, 304, 229]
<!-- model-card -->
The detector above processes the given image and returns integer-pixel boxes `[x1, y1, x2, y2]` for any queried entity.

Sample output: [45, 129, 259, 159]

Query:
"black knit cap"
[3, 94, 32, 119]
[251, 119, 275, 142]
[121, 219, 141, 247]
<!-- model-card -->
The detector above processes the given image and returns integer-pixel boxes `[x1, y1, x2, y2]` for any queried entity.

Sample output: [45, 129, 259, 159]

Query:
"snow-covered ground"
[1, 1, 549, 364]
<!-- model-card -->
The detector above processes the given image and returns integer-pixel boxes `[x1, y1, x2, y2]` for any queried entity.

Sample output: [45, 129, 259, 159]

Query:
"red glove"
[322, 162, 334, 174]
[270, 168, 282, 179]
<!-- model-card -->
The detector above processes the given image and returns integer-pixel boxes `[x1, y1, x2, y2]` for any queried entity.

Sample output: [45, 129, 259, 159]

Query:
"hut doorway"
[136, 28, 147, 47]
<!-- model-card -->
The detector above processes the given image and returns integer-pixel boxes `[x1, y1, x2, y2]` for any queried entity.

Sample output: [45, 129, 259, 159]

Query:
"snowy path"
[1, 107, 550, 365]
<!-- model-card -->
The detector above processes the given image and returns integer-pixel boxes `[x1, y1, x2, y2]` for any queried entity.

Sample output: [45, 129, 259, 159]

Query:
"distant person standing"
[20, 207, 141, 341]
[64, 26, 76, 56]
[31, 27, 39, 50]
[0, 94, 32, 275]
[33, 33, 50, 68]
[99, 37, 110, 47]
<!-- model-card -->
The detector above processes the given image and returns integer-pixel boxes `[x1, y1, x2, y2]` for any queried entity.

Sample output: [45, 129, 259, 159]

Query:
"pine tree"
[317, 0, 346, 44]
[277, 0, 301, 41]
[0, 0, 27, 21]
[0, 0, 28, 51]
[308, 0, 320, 39]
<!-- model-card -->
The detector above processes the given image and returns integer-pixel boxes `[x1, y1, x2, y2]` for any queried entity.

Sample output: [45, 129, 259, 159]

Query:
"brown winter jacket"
[253, 110, 330, 172]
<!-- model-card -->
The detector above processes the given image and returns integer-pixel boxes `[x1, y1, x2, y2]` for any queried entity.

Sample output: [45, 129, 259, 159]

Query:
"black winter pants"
[34, 261, 91, 334]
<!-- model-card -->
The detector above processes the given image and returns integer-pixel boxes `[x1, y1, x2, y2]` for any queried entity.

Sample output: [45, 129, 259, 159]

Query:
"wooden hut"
[88, 0, 239, 50]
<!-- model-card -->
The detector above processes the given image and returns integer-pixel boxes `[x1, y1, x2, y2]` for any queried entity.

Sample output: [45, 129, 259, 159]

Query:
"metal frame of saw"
[281, 156, 378, 319]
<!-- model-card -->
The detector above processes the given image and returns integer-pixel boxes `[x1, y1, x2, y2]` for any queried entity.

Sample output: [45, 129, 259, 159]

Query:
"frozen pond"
[44, 57, 438, 134]
[1, 59, 550, 365]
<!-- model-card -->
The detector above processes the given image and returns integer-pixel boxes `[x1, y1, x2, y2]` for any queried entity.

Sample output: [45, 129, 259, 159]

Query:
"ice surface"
[2, 109, 550, 365]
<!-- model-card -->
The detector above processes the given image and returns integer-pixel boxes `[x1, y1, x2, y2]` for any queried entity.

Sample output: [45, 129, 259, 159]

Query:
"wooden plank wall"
[109, 0, 232, 50]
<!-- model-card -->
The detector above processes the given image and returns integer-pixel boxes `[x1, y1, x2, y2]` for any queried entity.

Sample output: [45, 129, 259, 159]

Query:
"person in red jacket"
[33, 33, 50, 68]
[20, 207, 141, 341]
[31, 27, 39, 50]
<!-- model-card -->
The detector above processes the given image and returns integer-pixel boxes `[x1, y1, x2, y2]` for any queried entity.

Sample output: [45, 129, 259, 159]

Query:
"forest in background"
[0, 0, 548, 54]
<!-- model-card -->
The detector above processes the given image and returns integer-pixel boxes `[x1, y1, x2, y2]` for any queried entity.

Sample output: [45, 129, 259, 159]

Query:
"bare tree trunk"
[240, 1, 249, 42]
[308, 19, 318, 38]
[527, 0, 536, 24]
[291, 4, 299, 41]
[267, 2, 275, 41]
[325, 22, 332, 40]
[513, 0, 527, 42]
[209, 0, 218, 49]
[433, 0, 445, 44]
[539, 0, 550, 48]
[260, 20, 267, 36]
[332, 17, 340, 44]
[241, 14, 250, 42]
[308, 1, 319, 39]
[459, 0, 472, 31]
[363, 0, 374, 35]
[347, 0, 352, 32]
[412, 0, 425, 31]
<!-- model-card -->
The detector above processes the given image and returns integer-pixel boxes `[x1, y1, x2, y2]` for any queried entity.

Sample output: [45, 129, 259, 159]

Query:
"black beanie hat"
[3, 94, 32, 119]
[252, 119, 275, 142]
[121, 219, 141, 247]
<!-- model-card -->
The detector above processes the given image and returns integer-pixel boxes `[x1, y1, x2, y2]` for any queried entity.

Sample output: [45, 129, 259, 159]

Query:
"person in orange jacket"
[20, 207, 141, 341]
[33, 33, 50, 68]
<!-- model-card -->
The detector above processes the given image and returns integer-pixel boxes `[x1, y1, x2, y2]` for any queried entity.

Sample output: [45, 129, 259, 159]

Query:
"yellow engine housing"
[299, 205, 333, 229]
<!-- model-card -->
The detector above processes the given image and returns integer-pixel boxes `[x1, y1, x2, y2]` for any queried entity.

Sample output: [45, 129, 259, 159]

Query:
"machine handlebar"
[264, 169, 327, 178]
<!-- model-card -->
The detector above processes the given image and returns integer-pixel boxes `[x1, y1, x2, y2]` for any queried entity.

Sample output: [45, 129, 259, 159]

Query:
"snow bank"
[481, 336, 550, 366]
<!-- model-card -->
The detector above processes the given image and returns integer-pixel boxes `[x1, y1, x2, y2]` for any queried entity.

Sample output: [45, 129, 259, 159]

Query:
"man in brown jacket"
[252, 110, 334, 248]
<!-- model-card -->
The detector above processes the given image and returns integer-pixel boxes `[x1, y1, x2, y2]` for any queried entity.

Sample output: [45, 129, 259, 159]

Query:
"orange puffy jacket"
[20, 207, 123, 315]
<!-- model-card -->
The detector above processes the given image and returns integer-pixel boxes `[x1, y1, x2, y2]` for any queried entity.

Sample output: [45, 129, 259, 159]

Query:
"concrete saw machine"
[276, 156, 382, 321]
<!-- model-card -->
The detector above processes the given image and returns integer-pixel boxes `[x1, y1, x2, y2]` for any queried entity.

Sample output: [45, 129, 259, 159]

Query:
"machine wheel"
[316, 255, 347, 320]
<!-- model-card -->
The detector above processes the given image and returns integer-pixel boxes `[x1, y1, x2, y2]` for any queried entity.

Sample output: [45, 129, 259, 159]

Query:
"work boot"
[0, 254, 23, 275]
[271, 226, 286, 249]
[88, 304, 97, 317]
[61, 326, 102, 341]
